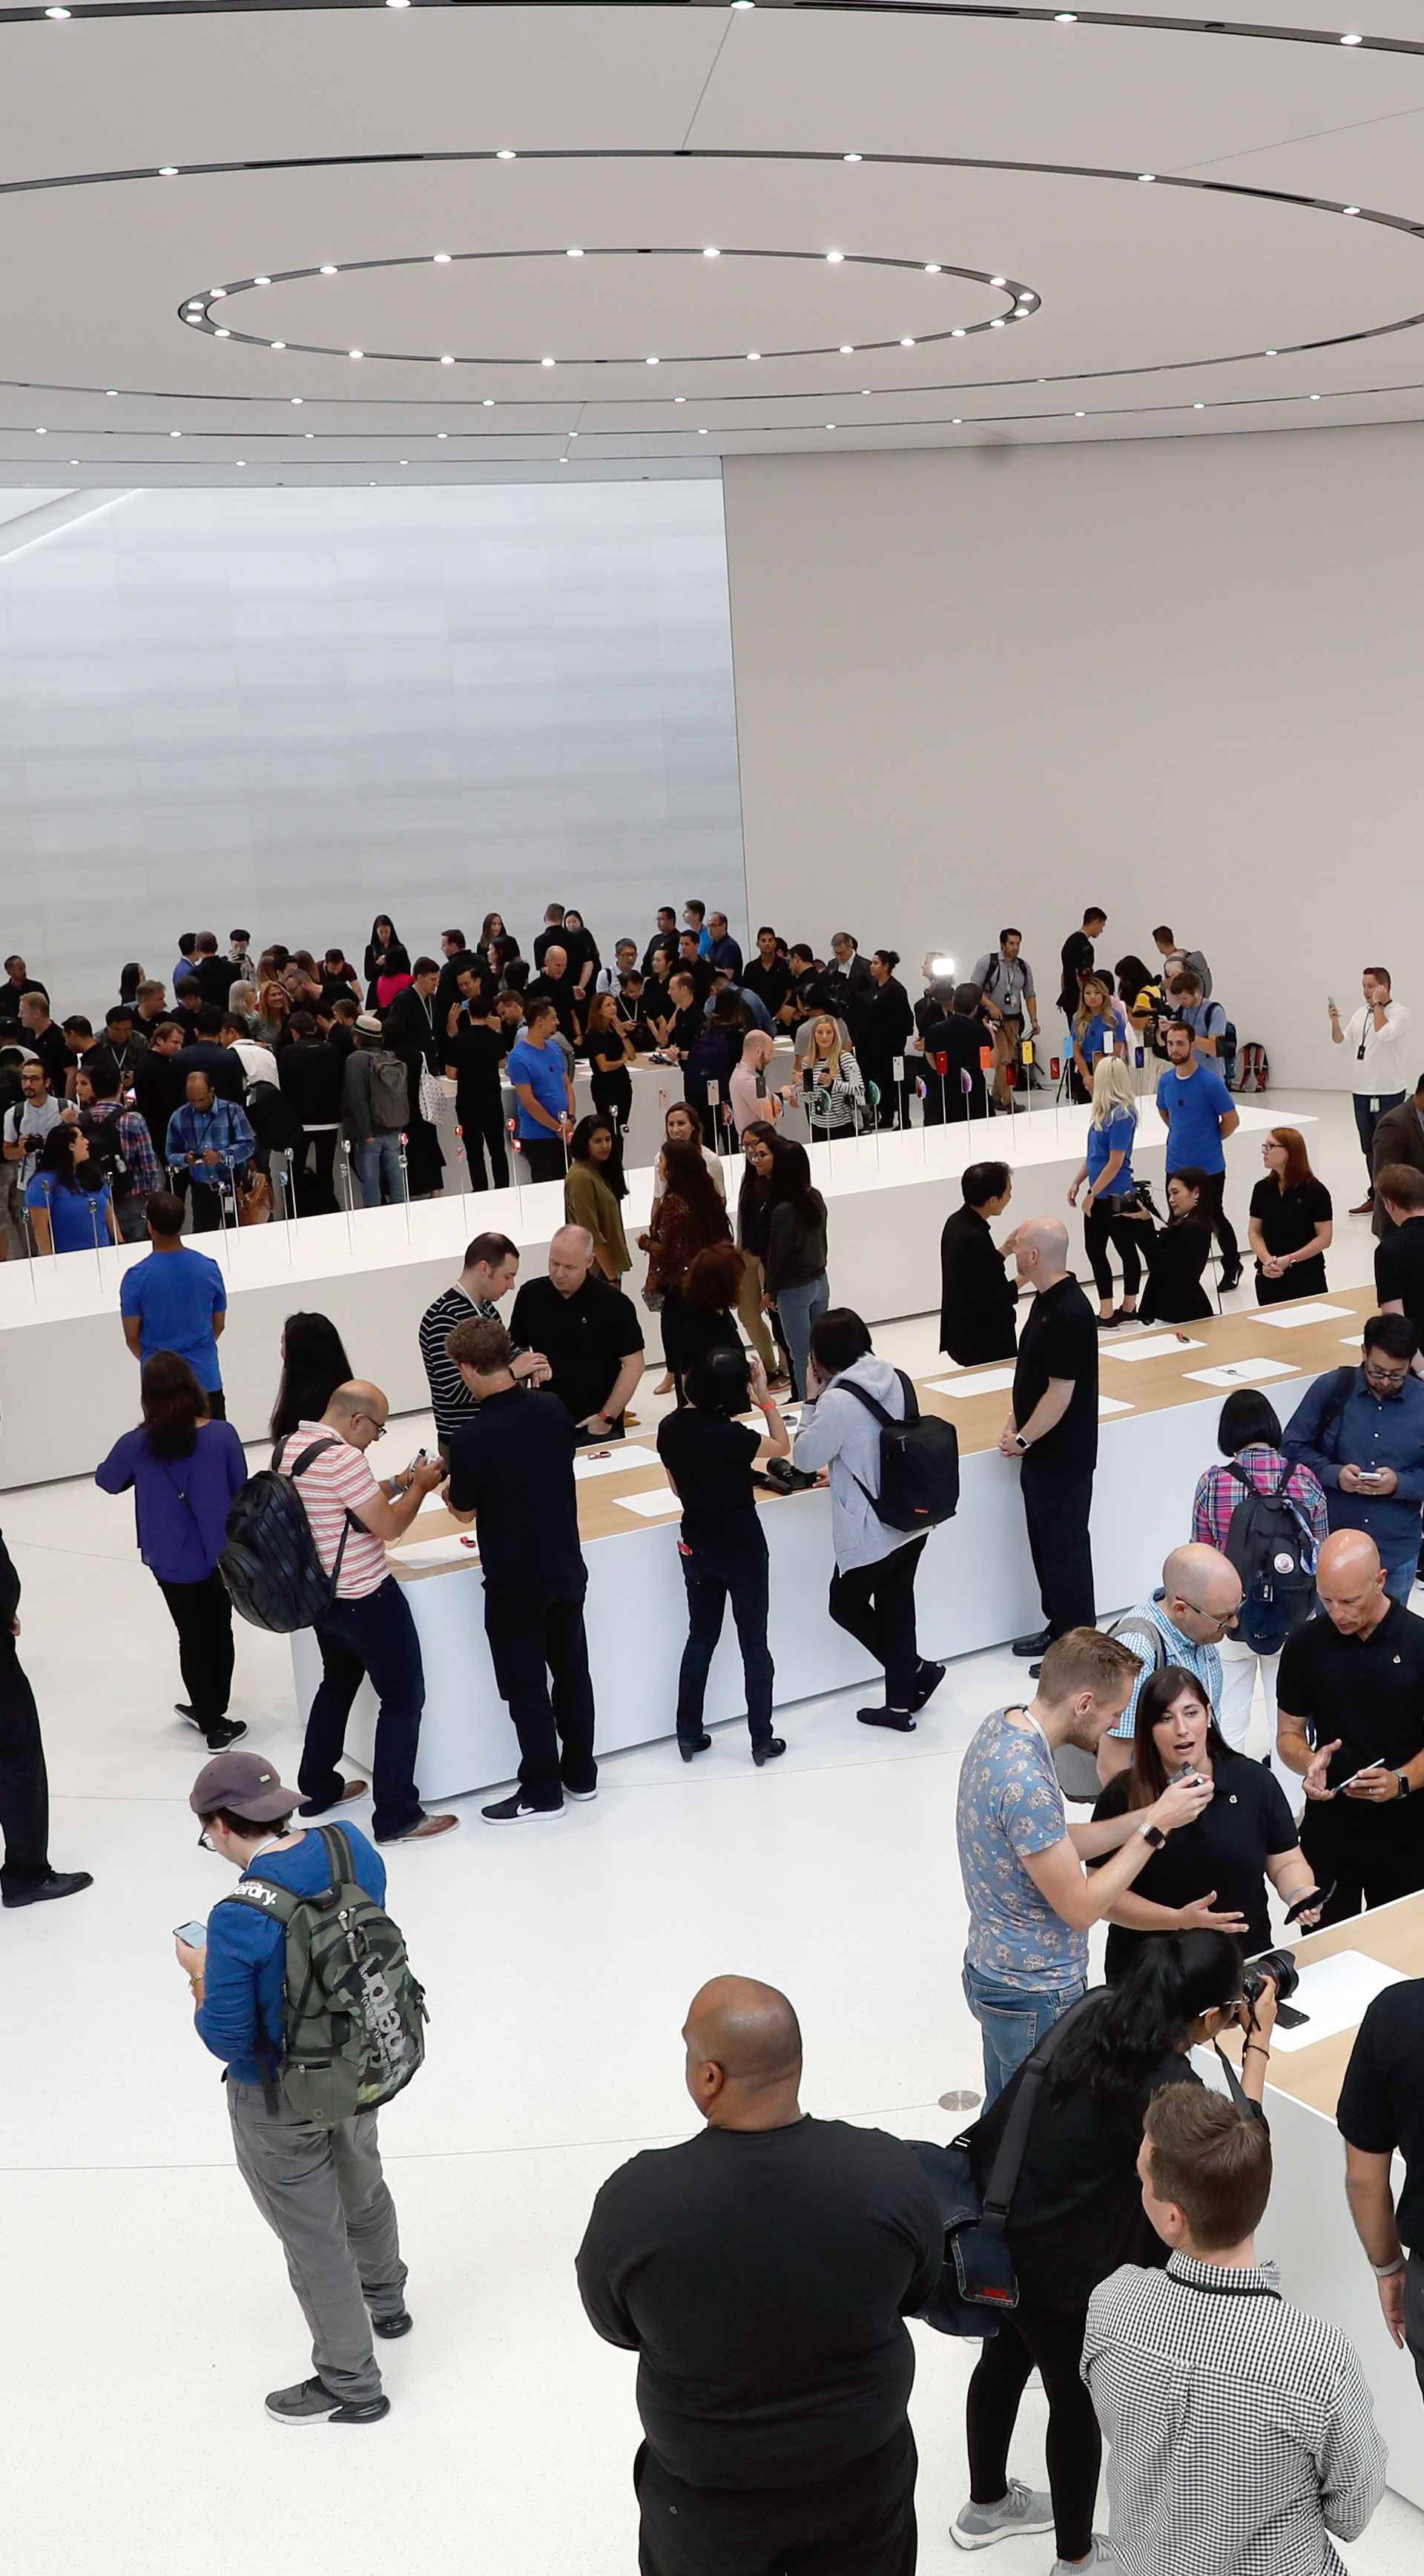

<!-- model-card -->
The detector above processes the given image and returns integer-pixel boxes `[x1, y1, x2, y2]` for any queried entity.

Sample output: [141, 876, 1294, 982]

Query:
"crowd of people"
[4, 899, 1424, 2573]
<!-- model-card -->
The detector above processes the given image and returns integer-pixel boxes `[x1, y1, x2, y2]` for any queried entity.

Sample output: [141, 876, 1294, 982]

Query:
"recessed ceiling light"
[569, 431, 578, 439]
[990, 317, 1006, 328]
[105, 389, 116, 397]
[436, 431, 447, 439]
[349, 349, 363, 360]
[567, 247, 584, 258]
[698, 426, 708, 435]
[825, 250, 844, 264]
[674, 394, 687, 402]
[291, 396, 303, 405]
[541, 355, 556, 367]
[44, 8, 70, 18]
[271, 341, 286, 351]
[254, 277, 271, 287]
[158, 166, 178, 178]
[843, 153, 862, 163]
[386, 1, 410, 11]
[185, 300, 202, 310]
[900, 336, 915, 347]
[495, 149, 517, 159]
[825, 423, 836, 430]
[69, 458, 79, 465]
[703, 247, 720, 259]
[1265, 349, 1278, 357]
[731, 2, 754, 11]
[951, 328, 966, 338]
[214, 328, 230, 339]
[34, 426, 46, 435]
[1193, 401, 1205, 409]
[1138, 173, 1156, 184]
[1342, 205, 1361, 216]
[210, 287, 226, 298]
[952, 416, 963, 424]
[1075, 409, 1087, 418]
[840, 344, 854, 355]
[747, 351, 761, 361]
[170, 430, 182, 438]
[646, 354, 659, 366]
[304, 432, 314, 439]
[861, 388, 871, 396]
[483, 397, 495, 406]
[990, 276, 1006, 287]
[320, 265, 338, 275]
[558, 457, 568, 465]
[1309, 392, 1322, 400]
[400, 459, 409, 466]
[440, 354, 455, 364]
[1340, 28, 1362, 39]
[924, 263, 941, 275]
[433, 254, 452, 265]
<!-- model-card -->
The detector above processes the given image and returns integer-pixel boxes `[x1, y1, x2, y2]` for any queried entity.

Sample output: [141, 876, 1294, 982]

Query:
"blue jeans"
[774, 1271, 829, 1401]
[304, 1576, 425, 1841]
[1385, 1554, 1420, 1607]
[963, 1960, 1087, 2104]
[353, 1135, 404, 1206]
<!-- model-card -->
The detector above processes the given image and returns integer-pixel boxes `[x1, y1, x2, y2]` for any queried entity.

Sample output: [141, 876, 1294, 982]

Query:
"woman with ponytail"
[952, 1929, 1276, 2568]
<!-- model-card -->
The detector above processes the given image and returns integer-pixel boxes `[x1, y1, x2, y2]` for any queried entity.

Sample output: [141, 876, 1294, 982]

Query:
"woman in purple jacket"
[96, 1353, 249, 1751]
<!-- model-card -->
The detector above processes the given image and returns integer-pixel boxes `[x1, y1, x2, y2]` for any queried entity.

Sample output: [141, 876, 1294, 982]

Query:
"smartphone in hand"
[173, 1919, 207, 1946]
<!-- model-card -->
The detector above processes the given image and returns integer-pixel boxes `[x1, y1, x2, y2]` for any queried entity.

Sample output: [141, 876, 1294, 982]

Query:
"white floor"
[5, 1088, 1421, 2576]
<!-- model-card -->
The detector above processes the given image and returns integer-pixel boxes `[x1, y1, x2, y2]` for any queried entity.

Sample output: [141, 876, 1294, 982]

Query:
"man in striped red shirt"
[288, 1381, 457, 1844]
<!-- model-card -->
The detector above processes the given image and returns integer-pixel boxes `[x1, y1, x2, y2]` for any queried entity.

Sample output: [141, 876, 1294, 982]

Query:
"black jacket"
[277, 1040, 346, 1127]
[940, 1204, 1018, 1365]
[134, 1048, 186, 1143]
[383, 985, 441, 1074]
[825, 953, 873, 1040]
[175, 1041, 245, 1106]
[859, 976, 914, 1067]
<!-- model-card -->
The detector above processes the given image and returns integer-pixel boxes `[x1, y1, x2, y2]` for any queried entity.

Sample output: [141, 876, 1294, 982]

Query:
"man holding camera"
[1276, 1528, 1424, 1925]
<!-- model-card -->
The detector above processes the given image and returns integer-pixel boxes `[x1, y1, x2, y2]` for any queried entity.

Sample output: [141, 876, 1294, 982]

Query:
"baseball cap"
[189, 1750, 302, 1822]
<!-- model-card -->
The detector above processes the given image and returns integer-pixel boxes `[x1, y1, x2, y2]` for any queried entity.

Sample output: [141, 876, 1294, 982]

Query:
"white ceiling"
[5, 0, 1424, 481]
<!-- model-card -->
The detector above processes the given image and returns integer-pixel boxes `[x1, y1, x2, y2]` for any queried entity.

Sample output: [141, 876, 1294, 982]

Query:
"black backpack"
[1222, 1460, 1317, 1655]
[220, 1435, 360, 1634]
[839, 1371, 960, 1533]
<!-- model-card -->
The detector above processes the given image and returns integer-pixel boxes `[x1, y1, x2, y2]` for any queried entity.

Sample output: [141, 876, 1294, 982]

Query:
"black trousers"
[1301, 1809, 1424, 1923]
[0, 1634, 50, 1895]
[1173, 1165, 1238, 1277]
[520, 1135, 567, 1185]
[676, 1524, 774, 1747]
[1021, 1451, 1096, 1637]
[294, 1127, 338, 1215]
[485, 1590, 597, 1809]
[1082, 1199, 1142, 1302]
[189, 1186, 225, 1234]
[156, 1569, 234, 1730]
[591, 1066, 633, 1133]
[455, 1086, 509, 1190]
[828, 1535, 927, 1711]
[204, 1387, 227, 1420]
[966, 2301, 1098, 2566]
[634, 2425, 917, 2576]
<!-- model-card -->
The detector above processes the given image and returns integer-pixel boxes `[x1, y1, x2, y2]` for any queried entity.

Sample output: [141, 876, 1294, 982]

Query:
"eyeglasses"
[1364, 1363, 1408, 1390]
[1177, 1599, 1241, 1631]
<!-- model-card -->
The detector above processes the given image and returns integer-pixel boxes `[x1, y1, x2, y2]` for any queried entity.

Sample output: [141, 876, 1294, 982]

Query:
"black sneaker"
[912, 1659, 946, 1713]
[265, 2375, 389, 2426]
[372, 2311, 412, 2341]
[561, 1782, 599, 1803]
[205, 1718, 248, 1751]
[481, 1791, 564, 1823]
[1, 1869, 93, 1909]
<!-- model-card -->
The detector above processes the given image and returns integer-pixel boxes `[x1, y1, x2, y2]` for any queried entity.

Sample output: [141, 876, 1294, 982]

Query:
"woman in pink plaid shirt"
[1192, 1389, 1328, 1774]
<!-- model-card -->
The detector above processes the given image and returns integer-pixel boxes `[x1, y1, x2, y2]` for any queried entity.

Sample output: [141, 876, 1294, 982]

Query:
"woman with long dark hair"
[1090, 1663, 1320, 1980]
[734, 1119, 787, 1380]
[363, 914, 412, 1011]
[118, 962, 144, 1009]
[584, 990, 636, 1134]
[955, 1930, 1275, 2566]
[657, 1344, 791, 1765]
[1248, 1126, 1334, 1304]
[763, 1139, 829, 1400]
[94, 1351, 249, 1750]
[269, 1310, 354, 1446]
[644, 1138, 732, 1396]
[564, 1114, 630, 1282]
[25, 1121, 116, 1255]
[677, 1238, 746, 1384]
[859, 948, 915, 1129]
[1134, 1166, 1214, 1324]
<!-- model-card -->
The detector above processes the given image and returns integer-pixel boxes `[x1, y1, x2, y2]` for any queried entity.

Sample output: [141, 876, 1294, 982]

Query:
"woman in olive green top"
[564, 1114, 631, 1280]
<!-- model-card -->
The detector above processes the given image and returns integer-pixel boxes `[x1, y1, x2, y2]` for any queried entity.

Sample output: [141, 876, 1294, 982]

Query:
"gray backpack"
[367, 1051, 409, 1133]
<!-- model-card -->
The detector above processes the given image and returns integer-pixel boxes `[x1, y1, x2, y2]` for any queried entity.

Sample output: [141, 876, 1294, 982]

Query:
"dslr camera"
[1242, 1949, 1299, 2009]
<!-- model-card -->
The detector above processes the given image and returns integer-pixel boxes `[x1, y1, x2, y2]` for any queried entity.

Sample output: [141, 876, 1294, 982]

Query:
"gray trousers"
[227, 2078, 407, 2404]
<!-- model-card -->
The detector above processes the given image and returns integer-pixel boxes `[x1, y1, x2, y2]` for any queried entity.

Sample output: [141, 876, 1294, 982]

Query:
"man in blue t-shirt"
[177, 1749, 409, 2425]
[1156, 1020, 1242, 1289]
[119, 1190, 228, 1412]
[507, 998, 573, 1185]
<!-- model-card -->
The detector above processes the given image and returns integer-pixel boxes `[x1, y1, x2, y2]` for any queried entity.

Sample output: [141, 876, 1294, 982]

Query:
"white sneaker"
[952, 2479, 1055, 2549]
[1050, 2540, 1112, 2573]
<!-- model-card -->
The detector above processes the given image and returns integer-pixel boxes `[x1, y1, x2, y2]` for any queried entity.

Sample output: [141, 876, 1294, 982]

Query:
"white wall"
[723, 429, 1424, 1086]
[0, 482, 745, 1020]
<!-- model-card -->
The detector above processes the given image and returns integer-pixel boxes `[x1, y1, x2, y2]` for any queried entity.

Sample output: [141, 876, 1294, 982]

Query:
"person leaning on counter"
[1276, 1528, 1424, 1926]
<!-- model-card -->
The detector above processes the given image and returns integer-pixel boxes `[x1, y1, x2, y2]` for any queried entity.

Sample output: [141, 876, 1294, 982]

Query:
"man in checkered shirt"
[1083, 2083, 1385, 2576]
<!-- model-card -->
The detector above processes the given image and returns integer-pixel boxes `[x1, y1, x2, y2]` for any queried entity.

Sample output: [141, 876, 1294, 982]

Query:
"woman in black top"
[676, 1239, 746, 1390]
[1134, 1166, 1214, 1323]
[444, 989, 510, 1190]
[762, 1141, 830, 1401]
[858, 948, 915, 1129]
[270, 1310, 354, 1444]
[656, 1344, 790, 1764]
[1090, 1663, 1320, 1980]
[584, 991, 636, 1133]
[736, 1120, 791, 1383]
[959, 1932, 1275, 2568]
[1248, 1125, 1334, 1304]
[363, 915, 410, 1008]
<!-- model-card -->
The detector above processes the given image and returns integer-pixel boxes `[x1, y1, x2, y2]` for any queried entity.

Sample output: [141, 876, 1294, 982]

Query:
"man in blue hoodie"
[176, 1750, 409, 2425]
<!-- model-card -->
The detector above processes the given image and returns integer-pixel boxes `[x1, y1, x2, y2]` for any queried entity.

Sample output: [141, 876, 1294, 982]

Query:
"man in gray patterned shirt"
[1084, 2084, 1385, 2576]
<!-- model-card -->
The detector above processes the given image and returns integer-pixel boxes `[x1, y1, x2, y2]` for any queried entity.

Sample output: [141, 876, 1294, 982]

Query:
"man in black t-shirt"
[577, 1974, 942, 2576]
[1058, 905, 1107, 1022]
[1375, 1164, 1424, 1355]
[524, 944, 581, 1047]
[508, 1228, 645, 1443]
[1276, 1528, 1424, 1921]
[940, 1161, 1018, 1364]
[444, 1317, 596, 1822]
[1339, 1976, 1424, 2400]
[1001, 1219, 1098, 1660]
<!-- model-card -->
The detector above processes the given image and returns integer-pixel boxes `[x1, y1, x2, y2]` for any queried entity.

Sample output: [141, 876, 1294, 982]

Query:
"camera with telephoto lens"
[1242, 1949, 1299, 2010]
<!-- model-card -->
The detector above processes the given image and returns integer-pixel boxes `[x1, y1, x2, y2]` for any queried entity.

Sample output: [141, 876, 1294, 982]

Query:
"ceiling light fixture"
[825, 250, 844, 263]
[170, 430, 182, 438]
[44, 8, 70, 17]
[1340, 28, 1362, 39]
[567, 247, 584, 258]
[1265, 348, 1278, 357]
[1309, 392, 1322, 400]
[305, 432, 314, 439]
[646, 354, 659, 366]
[34, 426, 45, 435]
[900, 336, 915, 347]
[952, 415, 963, 424]
[990, 276, 1006, 287]
[236, 459, 245, 466]
[254, 277, 271, 287]
[440, 354, 454, 364]
[437, 431, 447, 439]
[990, 317, 1006, 328]
[1055, 9, 1077, 17]
[349, 349, 363, 360]
[158, 167, 178, 179]
[703, 246, 719, 259]
[320, 265, 338, 275]
[861, 387, 871, 395]
[400, 459, 409, 465]
[433, 253, 451, 264]
[1342, 205, 1361, 216]
[925, 263, 941, 275]
[698, 426, 708, 435]
[291, 396, 303, 405]
[541, 355, 556, 366]
[495, 149, 517, 159]
[952, 327, 966, 338]
[105, 389, 116, 397]
[1138, 172, 1156, 183]
[271, 341, 286, 351]
[674, 394, 687, 402]
[214, 328, 230, 339]
[825, 422, 836, 430]
[843, 153, 862, 163]
[747, 350, 760, 361]
[1075, 409, 1086, 417]
[1193, 400, 1205, 409]
[210, 287, 225, 298]
[840, 344, 854, 354]
[484, 397, 495, 406]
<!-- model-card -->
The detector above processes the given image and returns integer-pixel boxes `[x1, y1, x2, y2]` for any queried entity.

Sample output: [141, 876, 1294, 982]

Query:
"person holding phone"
[1284, 1313, 1424, 1604]
[1089, 1666, 1322, 1981]
[1276, 1528, 1424, 1924]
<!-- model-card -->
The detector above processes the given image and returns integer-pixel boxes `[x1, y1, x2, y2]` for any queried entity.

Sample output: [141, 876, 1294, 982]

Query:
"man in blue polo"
[1156, 1019, 1242, 1290]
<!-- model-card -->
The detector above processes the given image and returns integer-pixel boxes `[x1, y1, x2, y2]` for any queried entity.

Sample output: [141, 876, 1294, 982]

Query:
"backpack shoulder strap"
[978, 1993, 1098, 2230]
[1223, 1459, 1255, 1499]
[222, 1871, 303, 1926]
[277, 1434, 342, 1478]
[895, 1368, 920, 1423]
[319, 1822, 357, 1893]
[837, 1376, 892, 1430]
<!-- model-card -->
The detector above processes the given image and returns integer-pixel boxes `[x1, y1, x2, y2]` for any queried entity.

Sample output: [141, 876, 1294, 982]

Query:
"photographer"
[1068, 1058, 1142, 1328]
[1134, 1168, 1214, 1327]
[1090, 1666, 1323, 1981]
[952, 1931, 1273, 2568]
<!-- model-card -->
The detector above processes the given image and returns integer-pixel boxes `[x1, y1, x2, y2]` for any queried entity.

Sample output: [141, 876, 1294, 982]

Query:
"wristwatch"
[1397, 1772, 1411, 1800]
[1014, 1432, 1031, 1454]
[1138, 1823, 1167, 1850]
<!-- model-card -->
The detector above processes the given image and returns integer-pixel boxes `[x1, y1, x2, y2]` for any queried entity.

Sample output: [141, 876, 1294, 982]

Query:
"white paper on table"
[1268, 1950, 1406, 2052]
[1098, 1396, 1135, 1417]
[1184, 1358, 1302, 1388]
[1256, 1303, 1356, 1330]
[1101, 1332, 1206, 1363]
[398, 1535, 480, 1568]
[573, 1444, 659, 1482]
[615, 1488, 682, 1520]
[928, 1367, 1018, 1398]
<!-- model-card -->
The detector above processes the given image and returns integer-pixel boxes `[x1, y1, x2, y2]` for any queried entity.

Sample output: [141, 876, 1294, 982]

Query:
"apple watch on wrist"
[1397, 1771, 1411, 1800]
[1014, 1432, 1031, 1454]
[1138, 1822, 1167, 1850]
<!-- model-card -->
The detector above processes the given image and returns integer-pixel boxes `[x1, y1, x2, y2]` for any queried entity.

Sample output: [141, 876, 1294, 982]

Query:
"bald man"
[1097, 1542, 1245, 1782]
[509, 1223, 644, 1445]
[1002, 1217, 1100, 1660]
[289, 1380, 457, 1843]
[577, 1975, 942, 2575]
[1277, 1529, 1424, 1922]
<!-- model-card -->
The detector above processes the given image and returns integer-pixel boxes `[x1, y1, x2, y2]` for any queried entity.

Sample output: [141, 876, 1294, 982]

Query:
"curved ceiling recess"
[4, 5, 1424, 472]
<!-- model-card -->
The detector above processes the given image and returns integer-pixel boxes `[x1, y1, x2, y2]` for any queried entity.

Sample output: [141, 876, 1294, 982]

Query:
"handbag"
[236, 1169, 272, 1226]
[907, 1993, 1095, 2337]
[418, 1065, 453, 1126]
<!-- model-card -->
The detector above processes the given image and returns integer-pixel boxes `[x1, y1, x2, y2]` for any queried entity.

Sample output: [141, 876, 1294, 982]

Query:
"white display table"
[0, 1100, 1290, 1488]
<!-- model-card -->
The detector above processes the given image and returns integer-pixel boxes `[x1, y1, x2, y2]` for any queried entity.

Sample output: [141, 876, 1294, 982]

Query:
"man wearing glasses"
[1095, 1542, 1244, 1783]
[1285, 1314, 1424, 1606]
[286, 1380, 456, 1845]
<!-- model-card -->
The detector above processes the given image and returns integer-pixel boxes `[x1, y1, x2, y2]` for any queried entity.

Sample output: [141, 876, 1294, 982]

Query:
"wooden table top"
[1217, 1892, 1424, 2118]
[387, 1281, 1375, 1582]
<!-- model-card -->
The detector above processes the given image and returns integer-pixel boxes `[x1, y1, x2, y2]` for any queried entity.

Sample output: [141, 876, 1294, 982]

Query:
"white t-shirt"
[231, 1040, 280, 1089]
[1344, 1000, 1411, 1099]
